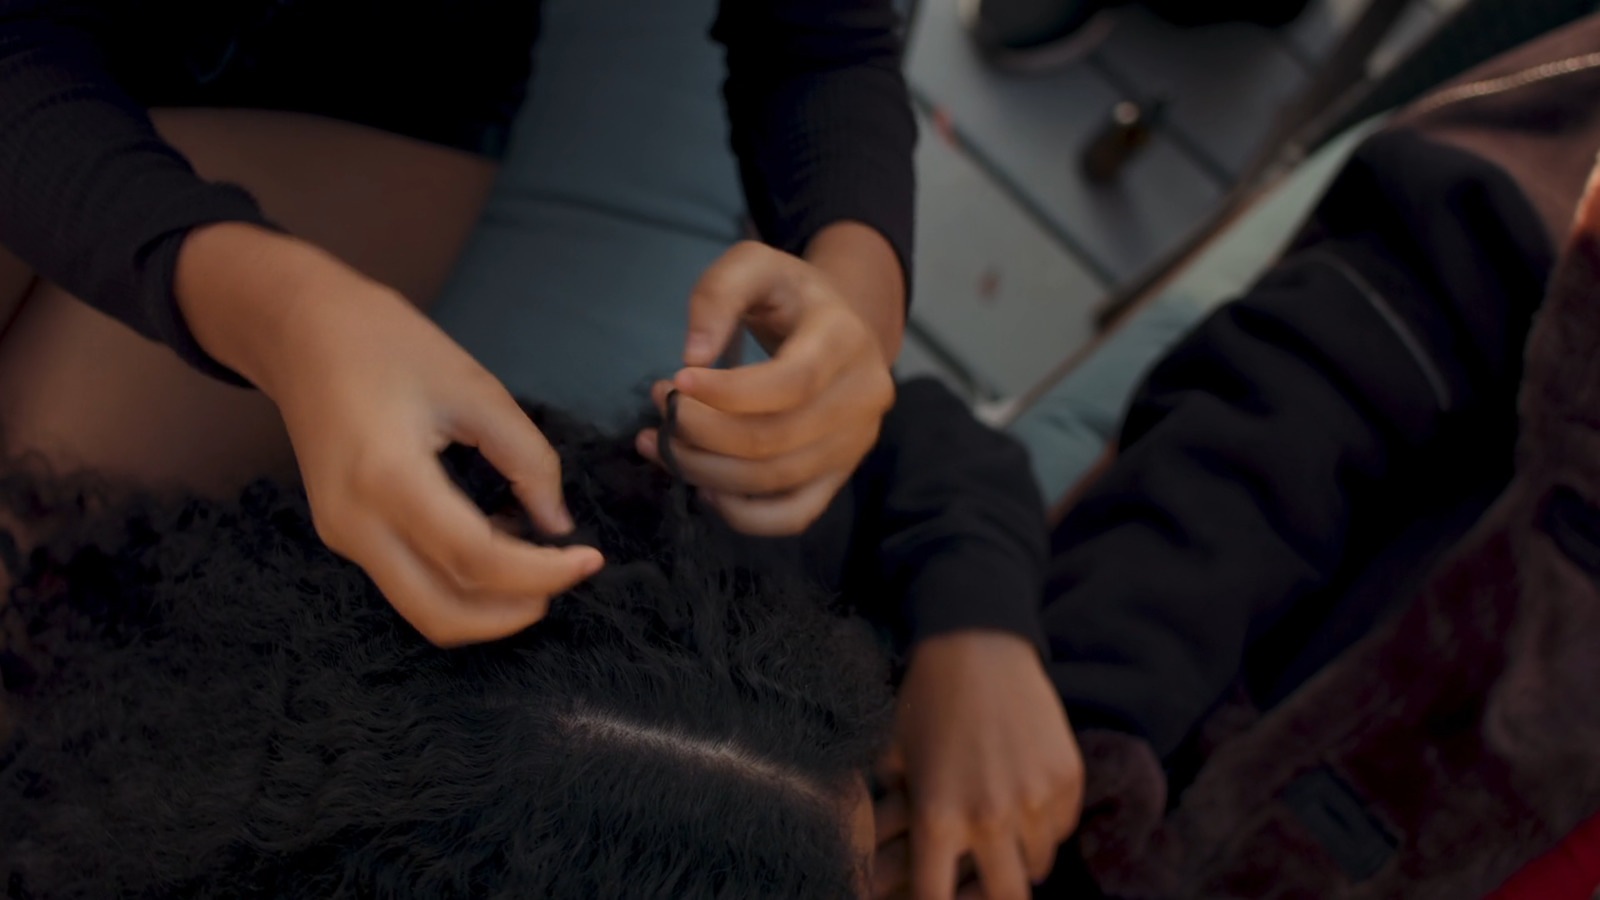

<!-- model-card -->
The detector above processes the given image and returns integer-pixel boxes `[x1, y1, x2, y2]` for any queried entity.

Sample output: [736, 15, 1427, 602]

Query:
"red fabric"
[1486, 811, 1600, 900]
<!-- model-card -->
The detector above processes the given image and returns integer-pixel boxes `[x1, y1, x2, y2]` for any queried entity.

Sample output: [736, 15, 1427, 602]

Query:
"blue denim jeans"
[428, 0, 747, 428]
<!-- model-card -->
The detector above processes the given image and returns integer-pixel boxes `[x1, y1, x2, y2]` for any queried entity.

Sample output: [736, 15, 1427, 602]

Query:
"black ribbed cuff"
[133, 181, 277, 388]
[901, 543, 1048, 654]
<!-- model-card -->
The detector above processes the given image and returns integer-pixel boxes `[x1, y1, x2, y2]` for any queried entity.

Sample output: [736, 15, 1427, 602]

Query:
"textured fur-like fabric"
[1073, 154, 1600, 900]
[0, 404, 895, 900]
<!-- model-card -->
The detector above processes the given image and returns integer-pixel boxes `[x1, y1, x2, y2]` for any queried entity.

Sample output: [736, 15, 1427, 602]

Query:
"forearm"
[173, 222, 384, 395]
[806, 221, 905, 363]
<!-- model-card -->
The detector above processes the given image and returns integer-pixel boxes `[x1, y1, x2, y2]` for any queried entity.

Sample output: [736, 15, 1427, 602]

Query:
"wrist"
[804, 221, 906, 363]
[910, 628, 1041, 668]
[174, 222, 374, 393]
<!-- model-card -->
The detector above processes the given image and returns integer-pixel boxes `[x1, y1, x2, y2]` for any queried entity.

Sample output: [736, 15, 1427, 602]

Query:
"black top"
[0, 1, 916, 384]
[809, 377, 1049, 656]
[1042, 130, 1553, 757]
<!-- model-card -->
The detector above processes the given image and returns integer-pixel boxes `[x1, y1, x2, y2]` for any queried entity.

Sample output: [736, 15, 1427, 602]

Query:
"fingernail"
[636, 430, 657, 456]
[674, 369, 698, 392]
[577, 549, 605, 576]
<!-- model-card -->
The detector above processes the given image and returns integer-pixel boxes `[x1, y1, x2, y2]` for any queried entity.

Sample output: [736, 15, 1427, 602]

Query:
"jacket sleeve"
[845, 377, 1050, 653]
[0, 1, 270, 383]
[711, 0, 917, 295]
[1042, 131, 1554, 755]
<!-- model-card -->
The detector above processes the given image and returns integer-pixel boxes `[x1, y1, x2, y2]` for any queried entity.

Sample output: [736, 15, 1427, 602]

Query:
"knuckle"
[439, 546, 491, 594]
[1051, 763, 1084, 797]
[1018, 787, 1051, 821]
[732, 238, 768, 259]
[795, 266, 831, 298]
[969, 799, 1012, 837]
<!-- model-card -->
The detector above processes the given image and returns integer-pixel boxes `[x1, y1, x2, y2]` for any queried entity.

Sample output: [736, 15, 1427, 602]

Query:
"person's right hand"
[872, 631, 1083, 900]
[176, 223, 604, 647]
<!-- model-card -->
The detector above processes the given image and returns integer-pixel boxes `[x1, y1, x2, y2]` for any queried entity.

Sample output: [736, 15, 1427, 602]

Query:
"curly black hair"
[0, 406, 894, 900]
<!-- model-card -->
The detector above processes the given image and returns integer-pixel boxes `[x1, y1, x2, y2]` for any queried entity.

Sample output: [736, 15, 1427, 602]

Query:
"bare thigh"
[0, 108, 498, 498]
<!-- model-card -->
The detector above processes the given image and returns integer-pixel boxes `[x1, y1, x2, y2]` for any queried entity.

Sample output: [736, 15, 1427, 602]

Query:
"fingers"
[333, 517, 593, 647]
[318, 450, 602, 647]
[666, 243, 896, 537]
[1020, 818, 1062, 887]
[673, 301, 868, 416]
[648, 381, 823, 462]
[971, 833, 1032, 900]
[910, 818, 962, 900]
[873, 789, 915, 899]
[873, 835, 911, 899]
[684, 241, 801, 367]
[953, 881, 987, 900]
[641, 425, 844, 497]
[452, 385, 574, 535]
[876, 788, 912, 844]
[384, 455, 600, 595]
[702, 477, 845, 537]
[638, 427, 848, 537]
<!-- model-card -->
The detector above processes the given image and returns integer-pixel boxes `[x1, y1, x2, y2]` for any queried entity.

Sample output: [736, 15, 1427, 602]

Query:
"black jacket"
[813, 377, 1049, 655]
[1044, 128, 1557, 758]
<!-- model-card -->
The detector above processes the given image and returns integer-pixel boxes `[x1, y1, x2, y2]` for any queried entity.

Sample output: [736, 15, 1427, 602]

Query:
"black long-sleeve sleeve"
[835, 378, 1049, 654]
[712, 0, 917, 295]
[1041, 131, 1554, 756]
[0, 1, 269, 384]
[0, 0, 916, 387]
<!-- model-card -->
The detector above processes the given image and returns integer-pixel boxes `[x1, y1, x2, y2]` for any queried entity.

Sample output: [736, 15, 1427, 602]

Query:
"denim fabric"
[429, 0, 748, 427]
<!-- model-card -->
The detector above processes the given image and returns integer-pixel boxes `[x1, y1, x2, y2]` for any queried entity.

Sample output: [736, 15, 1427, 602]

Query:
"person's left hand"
[872, 631, 1085, 900]
[636, 239, 897, 536]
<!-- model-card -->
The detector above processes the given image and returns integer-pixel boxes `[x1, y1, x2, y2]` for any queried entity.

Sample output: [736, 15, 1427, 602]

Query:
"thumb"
[685, 241, 797, 366]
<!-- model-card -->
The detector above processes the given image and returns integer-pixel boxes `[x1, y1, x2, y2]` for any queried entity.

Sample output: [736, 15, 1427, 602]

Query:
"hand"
[177, 224, 604, 647]
[635, 239, 897, 536]
[873, 631, 1084, 900]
